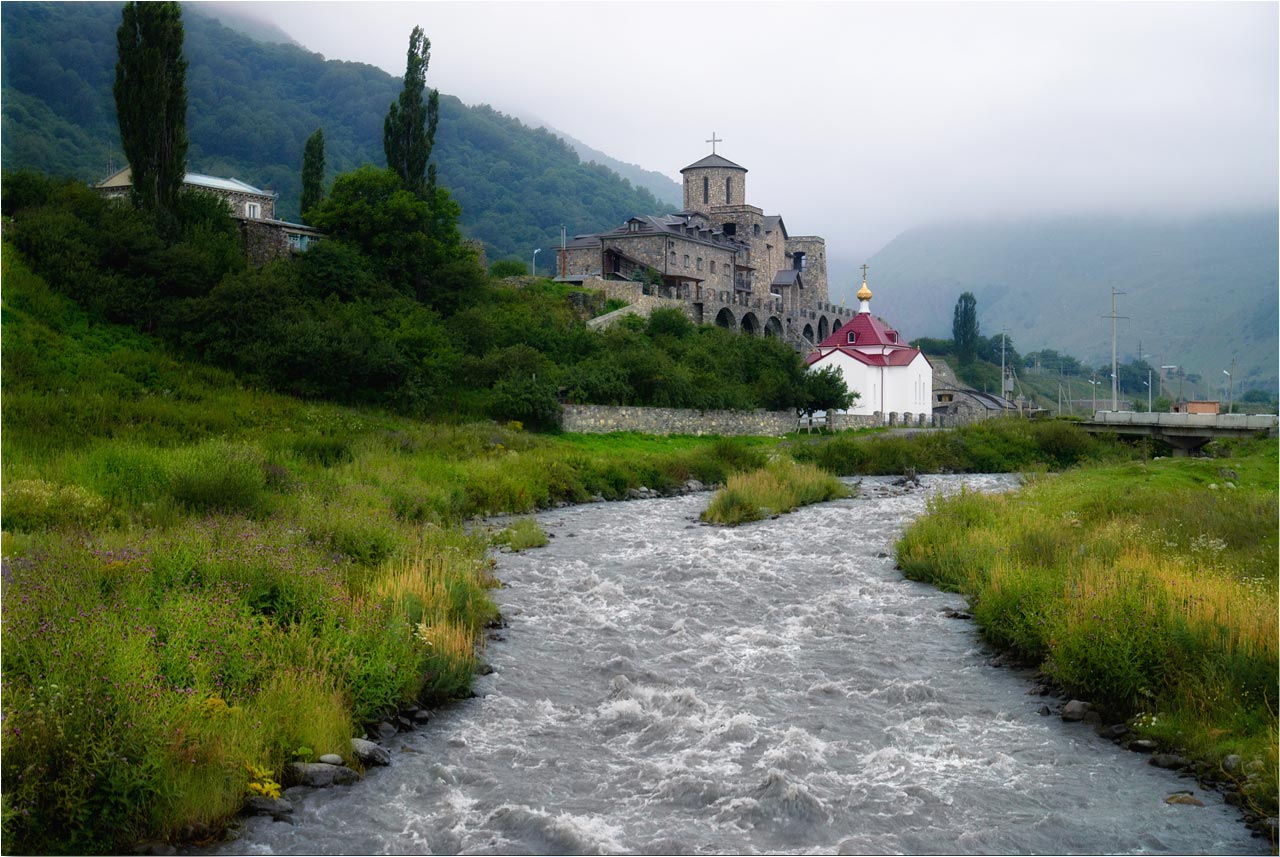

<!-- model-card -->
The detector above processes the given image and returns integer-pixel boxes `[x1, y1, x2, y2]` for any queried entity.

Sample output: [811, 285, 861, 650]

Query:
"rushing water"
[215, 475, 1261, 855]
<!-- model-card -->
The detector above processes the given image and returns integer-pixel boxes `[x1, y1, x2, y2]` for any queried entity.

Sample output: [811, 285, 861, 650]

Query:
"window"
[753, 223, 761, 237]
[245, 201, 261, 219]
[629, 221, 640, 233]
[697, 257, 703, 271]
[683, 254, 690, 268]
[709, 261, 716, 274]
[702, 177, 709, 204]
[670, 251, 677, 265]
[722, 222, 736, 236]
[793, 251, 806, 271]
[847, 332, 856, 344]
[725, 177, 732, 203]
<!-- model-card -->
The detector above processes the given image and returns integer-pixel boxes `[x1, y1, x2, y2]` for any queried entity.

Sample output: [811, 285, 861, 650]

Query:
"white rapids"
[211, 475, 1263, 855]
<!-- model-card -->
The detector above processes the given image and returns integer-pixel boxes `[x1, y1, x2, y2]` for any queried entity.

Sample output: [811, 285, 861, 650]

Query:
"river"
[216, 475, 1260, 854]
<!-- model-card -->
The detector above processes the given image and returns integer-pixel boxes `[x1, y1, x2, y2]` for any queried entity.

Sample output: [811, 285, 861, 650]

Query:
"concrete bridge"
[1082, 411, 1279, 455]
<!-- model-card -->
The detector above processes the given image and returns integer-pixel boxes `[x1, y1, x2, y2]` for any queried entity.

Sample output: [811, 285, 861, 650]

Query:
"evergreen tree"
[952, 291, 980, 364]
[300, 127, 325, 222]
[113, 1, 187, 225]
[383, 26, 439, 197]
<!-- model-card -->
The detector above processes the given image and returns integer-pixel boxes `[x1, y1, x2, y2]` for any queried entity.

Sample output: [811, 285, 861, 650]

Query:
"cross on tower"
[860, 263, 870, 281]
[706, 132, 722, 154]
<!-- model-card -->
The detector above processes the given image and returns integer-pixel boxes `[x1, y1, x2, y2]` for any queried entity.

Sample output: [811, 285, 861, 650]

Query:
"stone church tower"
[681, 154, 748, 214]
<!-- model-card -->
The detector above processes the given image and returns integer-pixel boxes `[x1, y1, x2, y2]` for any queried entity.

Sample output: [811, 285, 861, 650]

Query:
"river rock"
[1222, 754, 1242, 774]
[1037, 705, 1052, 716]
[685, 479, 705, 493]
[285, 762, 359, 787]
[374, 720, 397, 741]
[244, 795, 294, 820]
[1150, 754, 1191, 770]
[351, 738, 391, 767]
[1097, 723, 1129, 740]
[317, 753, 344, 766]
[413, 709, 432, 724]
[1061, 700, 1092, 721]
[1128, 739, 1158, 753]
[1165, 792, 1205, 807]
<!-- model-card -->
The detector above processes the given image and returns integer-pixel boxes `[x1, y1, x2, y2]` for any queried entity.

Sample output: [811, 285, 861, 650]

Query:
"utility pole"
[1103, 287, 1129, 411]
[1147, 369, 1152, 413]
[1000, 327, 1007, 400]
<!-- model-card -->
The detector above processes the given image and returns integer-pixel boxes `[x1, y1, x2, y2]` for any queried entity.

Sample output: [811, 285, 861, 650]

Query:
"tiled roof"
[598, 214, 748, 251]
[680, 154, 748, 173]
[805, 346, 926, 368]
[820, 312, 903, 348]
[185, 172, 272, 197]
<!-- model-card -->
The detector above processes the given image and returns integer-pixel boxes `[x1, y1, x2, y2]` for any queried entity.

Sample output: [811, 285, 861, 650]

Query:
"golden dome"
[856, 280, 873, 302]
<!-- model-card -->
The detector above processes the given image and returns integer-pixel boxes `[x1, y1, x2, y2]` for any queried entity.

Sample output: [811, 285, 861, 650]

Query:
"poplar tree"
[383, 26, 439, 197]
[114, 1, 188, 224]
[300, 127, 325, 222]
[952, 291, 980, 364]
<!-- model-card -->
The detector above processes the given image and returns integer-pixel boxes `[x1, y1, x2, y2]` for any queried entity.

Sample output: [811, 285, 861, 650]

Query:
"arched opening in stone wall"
[763, 316, 783, 338]
[802, 323, 815, 343]
[818, 316, 830, 340]
[740, 312, 760, 336]
[714, 307, 736, 330]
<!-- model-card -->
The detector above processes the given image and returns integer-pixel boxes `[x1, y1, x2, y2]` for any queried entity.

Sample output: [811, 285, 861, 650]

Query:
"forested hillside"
[0, 2, 671, 265]
[868, 213, 1279, 394]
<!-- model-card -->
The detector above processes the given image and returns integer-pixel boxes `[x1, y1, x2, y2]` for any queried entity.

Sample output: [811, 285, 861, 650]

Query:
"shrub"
[167, 442, 266, 514]
[2, 479, 108, 531]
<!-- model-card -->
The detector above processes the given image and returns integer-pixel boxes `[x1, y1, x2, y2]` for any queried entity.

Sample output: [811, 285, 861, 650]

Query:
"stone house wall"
[787, 236, 828, 305]
[683, 166, 748, 214]
[563, 404, 796, 436]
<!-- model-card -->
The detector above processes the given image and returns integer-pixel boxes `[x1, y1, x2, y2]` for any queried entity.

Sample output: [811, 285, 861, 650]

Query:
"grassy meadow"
[897, 439, 1279, 818]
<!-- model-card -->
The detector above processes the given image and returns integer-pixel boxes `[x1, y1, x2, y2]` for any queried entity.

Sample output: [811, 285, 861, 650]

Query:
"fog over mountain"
[240, 1, 1277, 290]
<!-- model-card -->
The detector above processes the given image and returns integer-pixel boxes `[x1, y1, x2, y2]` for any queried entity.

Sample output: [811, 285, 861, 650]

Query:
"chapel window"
[702, 177, 709, 204]
[725, 177, 732, 203]
[847, 332, 856, 344]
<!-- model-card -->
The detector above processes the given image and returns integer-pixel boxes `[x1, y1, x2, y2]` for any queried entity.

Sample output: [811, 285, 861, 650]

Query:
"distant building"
[805, 275, 934, 419]
[1173, 401, 1220, 415]
[557, 144, 854, 348]
[94, 166, 321, 264]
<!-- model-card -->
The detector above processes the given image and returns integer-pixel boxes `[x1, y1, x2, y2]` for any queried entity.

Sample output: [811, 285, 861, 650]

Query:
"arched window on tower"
[702, 177, 709, 204]
[725, 177, 732, 203]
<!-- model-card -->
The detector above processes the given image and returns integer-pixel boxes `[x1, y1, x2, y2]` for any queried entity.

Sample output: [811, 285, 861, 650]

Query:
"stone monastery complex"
[558, 144, 934, 420]
[557, 146, 857, 349]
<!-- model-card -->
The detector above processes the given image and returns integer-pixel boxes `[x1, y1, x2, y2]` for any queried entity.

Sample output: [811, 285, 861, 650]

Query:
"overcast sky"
[241, 1, 1277, 264]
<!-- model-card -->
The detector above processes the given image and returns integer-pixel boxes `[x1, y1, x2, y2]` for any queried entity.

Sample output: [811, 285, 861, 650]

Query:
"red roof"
[818, 312, 901, 348]
[805, 346, 925, 367]
[805, 310, 929, 369]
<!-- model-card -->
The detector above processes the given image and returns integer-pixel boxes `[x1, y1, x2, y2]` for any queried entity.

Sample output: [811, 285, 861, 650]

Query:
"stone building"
[556, 148, 852, 348]
[95, 167, 322, 264]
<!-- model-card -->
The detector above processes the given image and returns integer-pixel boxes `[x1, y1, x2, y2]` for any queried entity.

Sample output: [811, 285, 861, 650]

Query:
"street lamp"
[1087, 376, 1100, 413]
[1223, 361, 1236, 414]
[531, 248, 542, 277]
[1143, 373, 1151, 413]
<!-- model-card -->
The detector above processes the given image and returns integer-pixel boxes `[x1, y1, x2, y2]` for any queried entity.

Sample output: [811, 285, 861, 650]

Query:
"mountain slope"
[0, 2, 669, 263]
[869, 213, 1279, 392]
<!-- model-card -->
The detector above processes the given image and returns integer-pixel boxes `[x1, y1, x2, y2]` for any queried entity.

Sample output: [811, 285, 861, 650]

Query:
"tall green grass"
[701, 458, 850, 525]
[897, 440, 1279, 817]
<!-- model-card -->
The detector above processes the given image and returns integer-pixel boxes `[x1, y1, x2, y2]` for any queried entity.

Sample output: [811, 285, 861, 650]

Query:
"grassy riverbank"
[0, 252, 777, 853]
[897, 439, 1279, 818]
[701, 458, 850, 525]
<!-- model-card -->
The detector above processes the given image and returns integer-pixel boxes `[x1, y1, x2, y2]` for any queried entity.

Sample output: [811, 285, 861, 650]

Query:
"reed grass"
[897, 441, 1279, 815]
[701, 458, 850, 525]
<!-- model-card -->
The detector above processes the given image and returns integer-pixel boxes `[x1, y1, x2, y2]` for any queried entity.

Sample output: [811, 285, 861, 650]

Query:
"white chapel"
[805, 273, 933, 418]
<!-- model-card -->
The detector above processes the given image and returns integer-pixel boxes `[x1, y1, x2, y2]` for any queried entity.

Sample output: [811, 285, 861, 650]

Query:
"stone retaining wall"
[562, 404, 796, 436]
